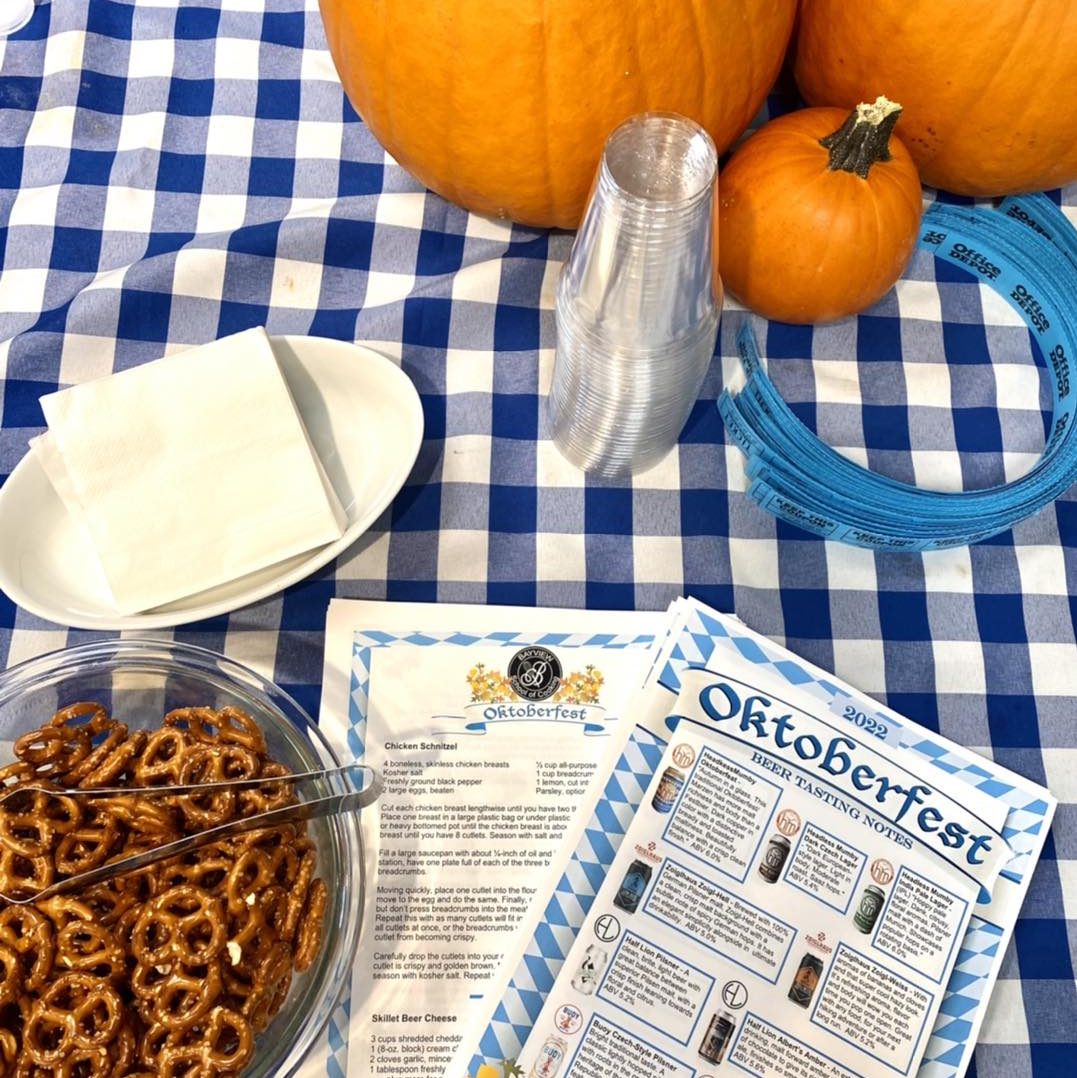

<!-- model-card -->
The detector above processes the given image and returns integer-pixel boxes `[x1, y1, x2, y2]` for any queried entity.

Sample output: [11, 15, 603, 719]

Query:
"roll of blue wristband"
[717, 193, 1077, 551]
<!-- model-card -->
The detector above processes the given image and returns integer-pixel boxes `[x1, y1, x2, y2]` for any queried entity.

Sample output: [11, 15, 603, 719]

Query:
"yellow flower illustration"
[467, 662, 604, 705]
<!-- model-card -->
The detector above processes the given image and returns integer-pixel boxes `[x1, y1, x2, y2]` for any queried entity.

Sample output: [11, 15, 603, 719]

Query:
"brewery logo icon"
[871, 858, 895, 886]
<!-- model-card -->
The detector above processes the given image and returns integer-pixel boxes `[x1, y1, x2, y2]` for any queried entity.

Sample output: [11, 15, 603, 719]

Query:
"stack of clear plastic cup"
[548, 112, 722, 478]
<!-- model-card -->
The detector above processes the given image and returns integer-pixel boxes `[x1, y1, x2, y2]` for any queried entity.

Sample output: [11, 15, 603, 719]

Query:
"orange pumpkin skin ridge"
[317, 0, 797, 228]
[717, 106, 922, 325]
[795, 0, 1077, 196]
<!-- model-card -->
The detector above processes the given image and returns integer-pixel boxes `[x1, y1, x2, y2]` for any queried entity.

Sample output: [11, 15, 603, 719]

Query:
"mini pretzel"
[262, 831, 312, 892]
[238, 762, 295, 816]
[158, 1005, 254, 1077]
[13, 727, 90, 781]
[92, 794, 176, 838]
[0, 787, 81, 859]
[239, 941, 292, 1033]
[172, 750, 240, 830]
[0, 849, 53, 902]
[0, 908, 53, 993]
[132, 728, 191, 786]
[144, 961, 222, 1032]
[293, 879, 327, 974]
[56, 922, 124, 984]
[54, 814, 120, 877]
[223, 849, 276, 915]
[163, 707, 221, 742]
[41, 790, 83, 837]
[47, 703, 114, 738]
[23, 973, 121, 1064]
[167, 707, 267, 758]
[131, 885, 226, 967]
[63, 725, 128, 787]
[0, 795, 54, 860]
[75, 731, 146, 790]
[0, 943, 21, 1006]
[72, 996, 123, 1053]
[227, 885, 288, 969]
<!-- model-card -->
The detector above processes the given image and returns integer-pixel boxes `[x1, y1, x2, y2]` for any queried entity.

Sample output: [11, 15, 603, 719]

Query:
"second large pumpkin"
[795, 0, 1077, 196]
[318, 1, 797, 228]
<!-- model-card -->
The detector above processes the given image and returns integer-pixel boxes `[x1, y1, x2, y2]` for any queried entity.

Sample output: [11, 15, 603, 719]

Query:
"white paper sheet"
[316, 599, 675, 1078]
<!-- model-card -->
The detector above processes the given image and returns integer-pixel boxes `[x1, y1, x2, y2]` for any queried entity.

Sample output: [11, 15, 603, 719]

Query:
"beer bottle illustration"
[570, 945, 608, 995]
[853, 885, 886, 933]
[698, 1011, 737, 1063]
[529, 1034, 568, 1078]
[788, 953, 824, 1007]
[757, 835, 790, 883]
[613, 859, 653, 914]
[652, 766, 686, 813]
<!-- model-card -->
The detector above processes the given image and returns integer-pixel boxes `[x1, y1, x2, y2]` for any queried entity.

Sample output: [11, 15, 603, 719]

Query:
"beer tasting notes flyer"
[482, 600, 1054, 1078]
[317, 600, 669, 1078]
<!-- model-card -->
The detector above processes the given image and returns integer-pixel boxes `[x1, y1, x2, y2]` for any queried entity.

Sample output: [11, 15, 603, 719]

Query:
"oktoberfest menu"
[317, 600, 667, 1078]
[514, 664, 1014, 1078]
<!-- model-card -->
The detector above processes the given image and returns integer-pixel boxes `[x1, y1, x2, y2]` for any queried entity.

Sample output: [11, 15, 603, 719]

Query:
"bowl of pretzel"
[0, 638, 364, 1078]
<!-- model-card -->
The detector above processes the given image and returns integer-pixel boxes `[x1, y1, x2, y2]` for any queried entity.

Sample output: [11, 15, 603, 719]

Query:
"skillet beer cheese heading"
[672, 668, 1008, 883]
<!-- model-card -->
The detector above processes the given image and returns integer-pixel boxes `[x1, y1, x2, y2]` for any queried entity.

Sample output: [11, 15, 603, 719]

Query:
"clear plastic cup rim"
[599, 112, 719, 214]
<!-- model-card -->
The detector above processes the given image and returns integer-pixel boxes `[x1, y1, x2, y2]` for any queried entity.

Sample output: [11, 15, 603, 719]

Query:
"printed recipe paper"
[317, 600, 668, 1078]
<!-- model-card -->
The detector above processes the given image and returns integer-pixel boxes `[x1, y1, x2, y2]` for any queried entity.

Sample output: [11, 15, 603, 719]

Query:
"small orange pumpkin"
[717, 98, 923, 324]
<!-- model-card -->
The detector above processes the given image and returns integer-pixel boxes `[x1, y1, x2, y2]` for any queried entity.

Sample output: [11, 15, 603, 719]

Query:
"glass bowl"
[0, 637, 363, 1078]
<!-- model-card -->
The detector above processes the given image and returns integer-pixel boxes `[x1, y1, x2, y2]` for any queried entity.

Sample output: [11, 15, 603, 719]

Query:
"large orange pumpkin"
[318, 1, 797, 228]
[795, 1, 1077, 197]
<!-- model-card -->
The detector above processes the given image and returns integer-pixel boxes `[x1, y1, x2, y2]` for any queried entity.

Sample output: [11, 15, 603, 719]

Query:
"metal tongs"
[0, 764, 381, 905]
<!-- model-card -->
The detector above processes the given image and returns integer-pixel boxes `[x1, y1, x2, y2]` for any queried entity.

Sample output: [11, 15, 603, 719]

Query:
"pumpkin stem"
[820, 96, 903, 179]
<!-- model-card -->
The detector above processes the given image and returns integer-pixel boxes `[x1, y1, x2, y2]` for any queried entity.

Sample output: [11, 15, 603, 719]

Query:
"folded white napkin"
[32, 327, 346, 615]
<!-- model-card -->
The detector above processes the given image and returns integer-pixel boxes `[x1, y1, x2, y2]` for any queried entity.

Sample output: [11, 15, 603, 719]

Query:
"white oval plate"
[0, 336, 424, 630]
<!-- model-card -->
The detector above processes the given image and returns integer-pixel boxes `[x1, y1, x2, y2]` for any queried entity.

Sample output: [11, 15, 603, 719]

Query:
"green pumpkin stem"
[820, 96, 903, 179]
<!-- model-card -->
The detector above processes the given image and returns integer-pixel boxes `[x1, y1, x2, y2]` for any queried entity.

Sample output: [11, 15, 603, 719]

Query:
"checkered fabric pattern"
[0, 1, 1075, 1075]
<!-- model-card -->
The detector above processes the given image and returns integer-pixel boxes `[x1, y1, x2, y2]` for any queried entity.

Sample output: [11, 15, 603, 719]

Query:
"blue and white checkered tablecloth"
[1, 1, 1075, 1075]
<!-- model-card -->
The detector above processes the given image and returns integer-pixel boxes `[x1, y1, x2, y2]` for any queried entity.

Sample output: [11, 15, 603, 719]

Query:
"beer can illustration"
[652, 766, 686, 813]
[612, 859, 653, 913]
[853, 885, 886, 933]
[788, 953, 824, 1007]
[529, 1035, 568, 1078]
[698, 1010, 737, 1064]
[757, 835, 791, 883]
[570, 945, 608, 995]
